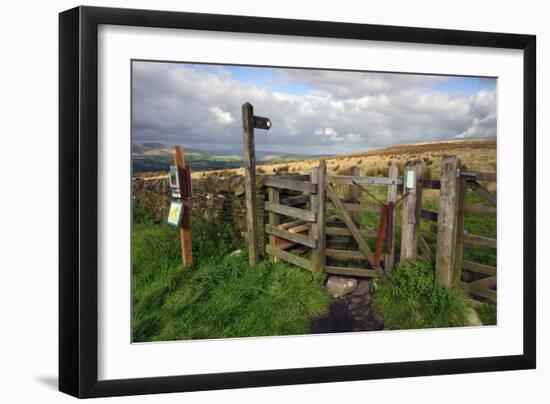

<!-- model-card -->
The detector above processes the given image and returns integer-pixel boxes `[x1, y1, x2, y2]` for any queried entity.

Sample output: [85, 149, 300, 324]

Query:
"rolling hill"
[132, 142, 325, 174]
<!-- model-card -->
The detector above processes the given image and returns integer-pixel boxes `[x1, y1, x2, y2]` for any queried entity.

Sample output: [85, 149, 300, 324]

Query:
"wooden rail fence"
[260, 157, 496, 304]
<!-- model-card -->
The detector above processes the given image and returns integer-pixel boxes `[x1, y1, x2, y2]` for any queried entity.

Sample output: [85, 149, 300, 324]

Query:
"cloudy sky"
[132, 61, 497, 155]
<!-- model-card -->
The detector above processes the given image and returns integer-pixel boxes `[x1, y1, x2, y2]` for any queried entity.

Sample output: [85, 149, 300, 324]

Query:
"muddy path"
[310, 279, 384, 334]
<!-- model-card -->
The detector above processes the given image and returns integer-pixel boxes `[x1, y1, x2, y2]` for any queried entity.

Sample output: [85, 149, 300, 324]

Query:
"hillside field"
[132, 138, 497, 341]
[135, 139, 496, 183]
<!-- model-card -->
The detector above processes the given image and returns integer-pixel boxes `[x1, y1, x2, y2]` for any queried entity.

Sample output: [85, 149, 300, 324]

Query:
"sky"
[132, 61, 497, 155]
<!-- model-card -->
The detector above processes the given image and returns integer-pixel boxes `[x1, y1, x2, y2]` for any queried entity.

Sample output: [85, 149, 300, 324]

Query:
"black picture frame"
[59, 6, 536, 398]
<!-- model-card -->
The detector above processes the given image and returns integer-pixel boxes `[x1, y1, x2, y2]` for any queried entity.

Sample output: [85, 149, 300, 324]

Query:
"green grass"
[132, 210, 330, 342]
[477, 303, 497, 326]
[372, 259, 471, 329]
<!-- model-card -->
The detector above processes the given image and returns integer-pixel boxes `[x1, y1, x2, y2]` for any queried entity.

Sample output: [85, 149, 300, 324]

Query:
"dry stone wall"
[132, 175, 267, 248]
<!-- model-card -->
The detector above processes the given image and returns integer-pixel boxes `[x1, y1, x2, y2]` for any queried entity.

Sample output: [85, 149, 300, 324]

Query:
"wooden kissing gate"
[263, 162, 415, 283]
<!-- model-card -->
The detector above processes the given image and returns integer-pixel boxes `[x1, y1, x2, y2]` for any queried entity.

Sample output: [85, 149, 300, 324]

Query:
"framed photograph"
[59, 6, 536, 398]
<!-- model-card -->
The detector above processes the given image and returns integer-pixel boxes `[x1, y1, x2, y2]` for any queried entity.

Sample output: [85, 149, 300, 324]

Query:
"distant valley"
[132, 142, 326, 174]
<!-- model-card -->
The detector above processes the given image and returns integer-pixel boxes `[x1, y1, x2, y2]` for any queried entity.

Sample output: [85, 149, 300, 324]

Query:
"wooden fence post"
[348, 165, 360, 251]
[385, 162, 398, 271]
[452, 165, 467, 284]
[242, 103, 259, 267]
[173, 146, 193, 267]
[435, 155, 462, 287]
[400, 160, 424, 260]
[268, 187, 280, 262]
[311, 160, 326, 272]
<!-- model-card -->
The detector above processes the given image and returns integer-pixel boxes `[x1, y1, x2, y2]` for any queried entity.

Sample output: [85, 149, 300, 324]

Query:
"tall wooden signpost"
[172, 146, 193, 267]
[242, 102, 272, 267]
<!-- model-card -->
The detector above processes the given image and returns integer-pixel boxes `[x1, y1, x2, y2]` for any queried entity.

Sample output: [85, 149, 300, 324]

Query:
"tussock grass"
[132, 212, 330, 342]
[477, 303, 497, 325]
[190, 139, 496, 180]
[372, 259, 471, 330]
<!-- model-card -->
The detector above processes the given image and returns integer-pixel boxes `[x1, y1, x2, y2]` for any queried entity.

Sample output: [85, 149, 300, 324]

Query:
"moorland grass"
[372, 259, 471, 330]
[132, 209, 330, 342]
[477, 303, 497, 326]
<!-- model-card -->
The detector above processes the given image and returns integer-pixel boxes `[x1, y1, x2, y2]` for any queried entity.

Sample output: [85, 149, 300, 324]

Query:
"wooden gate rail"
[468, 181, 497, 205]
[265, 224, 316, 248]
[326, 227, 377, 237]
[326, 175, 403, 186]
[462, 260, 496, 276]
[423, 179, 441, 190]
[419, 235, 434, 263]
[325, 266, 378, 278]
[462, 275, 497, 292]
[461, 171, 497, 181]
[278, 219, 301, 230]
[420, 209, 438, 221]
[465, 286, 497, 303]
[464, 234, 497, 248]
[325, 248, 365, 259]
[465, 205, 496, 215]
[277, 174, 310, 181]
[264, 176, 316, 193]
[265, 202, 316, 222]
[281, 194, 309, 206]
[327, 201, 379, 213]
[265, 245, 315, 271]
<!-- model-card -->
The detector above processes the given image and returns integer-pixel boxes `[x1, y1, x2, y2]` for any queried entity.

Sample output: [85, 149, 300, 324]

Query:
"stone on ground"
[326, 276, 358, 298]
[352, 280, 370, 296]
[467, 308, 483, 327]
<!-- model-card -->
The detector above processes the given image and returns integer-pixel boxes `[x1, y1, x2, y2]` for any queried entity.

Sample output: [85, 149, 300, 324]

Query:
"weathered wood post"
[173, 146, 193, 267]
[348, 165, 360, 251]
[385, 162, 398, 271]
[268, 187, 280, 262]
[242, 103, 259, 267]
[435, 155, 463, 287]
[400, 160, 424, 260]
[311, 160, 326, 272]
[242, 102, 272, 267]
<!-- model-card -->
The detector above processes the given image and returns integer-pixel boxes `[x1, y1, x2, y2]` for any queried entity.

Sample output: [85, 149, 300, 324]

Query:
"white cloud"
[456, 112, 497, 139]
[209, 106, 234, 125]
[313, 127, 344, 143]
[284, 70, 447, 98]
[324, 127, 337, 136]
[132, 61, 496, 154]
[345, 133, 361, 142]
